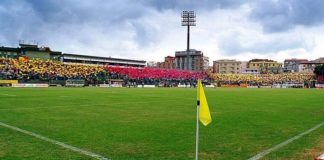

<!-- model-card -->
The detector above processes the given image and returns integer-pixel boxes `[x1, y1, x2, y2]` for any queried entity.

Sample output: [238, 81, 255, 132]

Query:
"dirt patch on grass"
[300, 135, 324, 160]
[187, 151, 221, 160]
[0, 142, 7, 157]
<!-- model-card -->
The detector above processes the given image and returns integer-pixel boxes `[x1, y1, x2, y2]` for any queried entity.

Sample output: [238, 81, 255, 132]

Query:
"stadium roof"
[0, 47, 20, 52]
[62, 53, 146, 66]
[175, 49, 203, 56]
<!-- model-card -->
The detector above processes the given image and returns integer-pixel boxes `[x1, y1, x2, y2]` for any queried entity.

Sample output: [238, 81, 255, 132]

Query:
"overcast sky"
[1, 0, 324, 63]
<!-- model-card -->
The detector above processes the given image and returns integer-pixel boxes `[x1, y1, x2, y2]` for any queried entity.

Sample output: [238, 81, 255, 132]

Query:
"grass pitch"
[0, 87, 323, 160]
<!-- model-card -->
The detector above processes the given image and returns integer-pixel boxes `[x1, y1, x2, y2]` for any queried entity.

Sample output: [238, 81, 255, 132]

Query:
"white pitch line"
[248, 121, 324, 160]
[0, 100, 181, 111]
[0, 93, 17, 97]
[0, 105, 69, 111]
[0, 121, 108, 160]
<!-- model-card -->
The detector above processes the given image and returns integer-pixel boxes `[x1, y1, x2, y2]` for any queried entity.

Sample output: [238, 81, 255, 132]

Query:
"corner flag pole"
[196, 79, 212, 160]
[195, 101, 200, 160]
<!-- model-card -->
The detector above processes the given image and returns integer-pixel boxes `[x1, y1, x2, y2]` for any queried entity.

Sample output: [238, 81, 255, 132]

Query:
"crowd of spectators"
[0, 57, 107, 84]
[208, 73, 315, 86]
[0, 57, 207, 86]
[0, 57, 318, 87]
[106, 65, 206, 86]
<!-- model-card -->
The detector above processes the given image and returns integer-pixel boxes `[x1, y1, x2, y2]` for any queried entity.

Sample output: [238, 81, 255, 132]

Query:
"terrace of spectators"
[0, 57, 319, 87]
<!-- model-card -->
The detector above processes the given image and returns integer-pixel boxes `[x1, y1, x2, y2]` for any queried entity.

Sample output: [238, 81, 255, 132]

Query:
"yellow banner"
[0, 80, 18, 84]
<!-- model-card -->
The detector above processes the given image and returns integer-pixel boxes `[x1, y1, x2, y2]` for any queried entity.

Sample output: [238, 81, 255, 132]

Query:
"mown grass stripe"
[0, 93, 16, 97]
[248, 121, 324, 160]
[0, 121, 109, 160]
[0, 99, 183, 111]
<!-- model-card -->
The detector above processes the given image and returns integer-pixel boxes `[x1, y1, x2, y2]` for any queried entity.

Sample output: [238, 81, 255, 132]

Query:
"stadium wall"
[317, 75, 324, 83]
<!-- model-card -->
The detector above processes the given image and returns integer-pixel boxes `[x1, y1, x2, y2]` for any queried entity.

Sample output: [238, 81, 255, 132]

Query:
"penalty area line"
[0, 121, 108, 160]
[248, 121, 324, 160]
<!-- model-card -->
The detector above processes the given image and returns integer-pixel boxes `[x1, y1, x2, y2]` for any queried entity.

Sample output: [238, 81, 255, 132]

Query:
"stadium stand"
[207, 72, 315, 87]
[0, 57, 108, 85]
[0, 57, 319, 88]
[0, 57, 207, 87]
[106, 65, 206, 87]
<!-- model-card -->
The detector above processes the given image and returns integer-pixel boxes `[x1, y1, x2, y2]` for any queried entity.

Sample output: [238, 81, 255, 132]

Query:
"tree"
[314, 64, 324, 75]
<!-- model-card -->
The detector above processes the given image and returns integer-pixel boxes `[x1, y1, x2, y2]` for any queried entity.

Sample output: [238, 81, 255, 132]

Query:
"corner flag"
[195, 80, 212, 160]
[197, 80, 212, 126]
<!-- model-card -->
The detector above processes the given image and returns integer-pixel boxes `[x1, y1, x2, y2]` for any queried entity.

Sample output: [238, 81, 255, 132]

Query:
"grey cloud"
[0, 0, 43, 44]
[0, 0, 252, 48]
[0, 0, 322, 61]
[218, 32, 315, 55]
[27, 0, 146, 24]
[0, 0, 153, 47]
[130, 21, 158, 47]
[142, 0, 248, 11]
[250, 0, 324, 33]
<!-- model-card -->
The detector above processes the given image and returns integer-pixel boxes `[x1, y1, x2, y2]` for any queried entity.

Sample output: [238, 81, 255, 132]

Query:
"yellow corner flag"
[197, 80, 212, 126]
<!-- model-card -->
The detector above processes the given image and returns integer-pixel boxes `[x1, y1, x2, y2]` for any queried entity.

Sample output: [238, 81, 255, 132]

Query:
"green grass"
[0, 87, 323, 160]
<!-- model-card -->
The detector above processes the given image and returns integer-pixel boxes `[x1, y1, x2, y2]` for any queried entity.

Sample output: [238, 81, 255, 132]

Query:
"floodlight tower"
[182, 11, 196, 70]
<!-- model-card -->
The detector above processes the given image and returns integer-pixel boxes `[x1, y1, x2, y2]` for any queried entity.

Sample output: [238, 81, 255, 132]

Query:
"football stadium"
[1, 1, 324, 160]
[1, 46, 324, 160]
